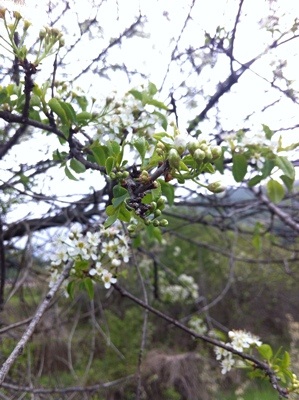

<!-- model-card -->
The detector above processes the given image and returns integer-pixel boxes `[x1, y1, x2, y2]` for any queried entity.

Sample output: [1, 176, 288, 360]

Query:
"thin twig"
[0, 262, 72, 386]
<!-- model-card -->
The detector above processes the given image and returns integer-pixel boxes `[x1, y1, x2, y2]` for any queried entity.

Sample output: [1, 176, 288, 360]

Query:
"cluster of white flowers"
[215, 330, 262, 374]
[49, 224, 130, 293]
[94, 91, 162, 143]
[188, 316, 208, 336]
[159, 271, 198, 303]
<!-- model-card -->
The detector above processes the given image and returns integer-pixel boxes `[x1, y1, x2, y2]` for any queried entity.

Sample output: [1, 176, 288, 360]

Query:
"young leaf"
[90, 142, 108, 166]
[64, 165, 78, 181]
[83, 277, 94, 300]
[275, 156, 295, 181]
[267, 179, 285, 203]
[262, 124, 274, 140]
[70, 158, 86, 173]
[104, 212, 119, 228]
[258, 344, 273, 361]
[48, 98, 69, 125]
[118, 203, 131, 222]
[105, 157, 115, 175]
[248, 175, 263, 187]
[67, 280, 76, 299]
[133, 137, 148, 163]
[232, 153, 247, 182]
[158, 179, 175, 206]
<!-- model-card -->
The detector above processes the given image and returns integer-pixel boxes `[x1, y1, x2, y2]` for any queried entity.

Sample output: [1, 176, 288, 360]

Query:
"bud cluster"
[109, 169, 129, 180]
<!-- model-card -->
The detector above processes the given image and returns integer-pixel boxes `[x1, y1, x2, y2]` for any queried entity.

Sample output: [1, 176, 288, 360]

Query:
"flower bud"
[157, 196, 165, 209]
[204, 147, 212, 161]
[139, 170, 150, 183]
[174, 133, 188, 155]
[207, 182, 226, 193]
[193, 148, 205, 164]
[127, 224, 136, 233]
[187, 138, 198, 155]
[159, 219, 168, 227]
[153, 220, 160, 227]
[150, 202, 157, 211]
[168, 148, 181, 169]
[154, 209, 162, 217]
[211, 146, 222, 160]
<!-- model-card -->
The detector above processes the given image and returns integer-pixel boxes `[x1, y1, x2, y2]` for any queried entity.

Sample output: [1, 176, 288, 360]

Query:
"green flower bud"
[159, 219, 168, 227]
[153, 220, 160, 227]
[127, 224, 136, 233]
[150, 202, 157, 211]
[193, 148, 205, 164]
[207, 182, 226, 193]
[110, 172, 116, 179]
[204, 147, 212, 161]
[168, 148, 181, 169]
[199, 143, 208, 152]
[187, 138, 198, 155]
[154, 209, 162, 217]
[157, 196, 165, 209]
[122, 171, 129, 178]
[211, 146, 222, 160]
[174, 133, 188, 155]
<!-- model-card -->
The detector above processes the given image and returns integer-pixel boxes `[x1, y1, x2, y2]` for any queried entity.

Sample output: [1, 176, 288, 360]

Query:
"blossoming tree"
[0, 1, 299, 399]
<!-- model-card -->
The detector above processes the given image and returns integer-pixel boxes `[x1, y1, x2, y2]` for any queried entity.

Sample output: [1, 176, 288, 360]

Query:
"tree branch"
[0, 262, 72, 386]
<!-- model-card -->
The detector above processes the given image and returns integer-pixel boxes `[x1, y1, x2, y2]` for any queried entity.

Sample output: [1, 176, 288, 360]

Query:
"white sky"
[1, 0, 299, 221]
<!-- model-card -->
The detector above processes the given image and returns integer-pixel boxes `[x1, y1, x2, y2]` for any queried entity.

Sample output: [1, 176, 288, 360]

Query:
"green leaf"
[261, 159, 275, 179]
[104, 212, 119, 228]
[76, 111, 92, 124]
[118, 203, 131, 222]
[48, 98, 69, 125]
[275, 156, 295, 180]
[146, 97, 168, 110]
[262, 124, 274, 140]
[90, 142, 108, 166]
[0, 88, 8, 105]
[248, 175, 263, 187]
[202, 162, 215, 174]
[258, 344, 273, 361]
[70, 158, 86, 173]
[146, 224, 163, 243]
[232, 153, 247, 182]
[133, 137, 148, 163]
[83, 277, 94, 299]
[280, 351, 290, 369]
[148, 82, 158, 96]
[66, 280, 76, 299]
[112, 186, 129, 208]
[106, 204, 117, 216]
[280, 175, 293, 191]
[64, 165, 78, 181]
[106, 140, 121, 158]
[75, 95, 88, 111]
[59, 101, 77, 124]
[213, 151, 224, 174]
[105, 157, 115, 175]
[153, 111, 168, 130]
[158, 179, 175, 206]
[129, 89, 143, 101]
[267, 179, 285, 203]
